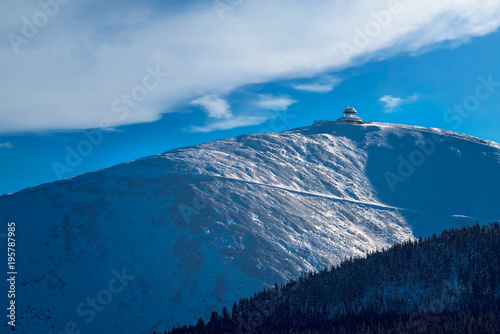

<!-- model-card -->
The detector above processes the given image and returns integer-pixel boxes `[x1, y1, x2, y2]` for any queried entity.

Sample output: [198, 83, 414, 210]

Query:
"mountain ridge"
[3, 122, 499, 197]
[1, 121, 499, 333]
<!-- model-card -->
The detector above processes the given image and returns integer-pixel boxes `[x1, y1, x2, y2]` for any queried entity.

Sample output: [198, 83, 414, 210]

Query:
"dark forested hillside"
[160, 222, 500, 334]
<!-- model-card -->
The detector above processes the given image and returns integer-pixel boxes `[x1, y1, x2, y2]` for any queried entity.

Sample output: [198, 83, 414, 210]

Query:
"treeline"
[160, 222, 500, 333]
[163, 304, 500, 333]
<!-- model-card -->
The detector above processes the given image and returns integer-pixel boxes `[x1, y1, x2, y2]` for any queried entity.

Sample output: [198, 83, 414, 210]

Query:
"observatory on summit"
[313, 106, 365, 126]
[336, 107, 363, 124]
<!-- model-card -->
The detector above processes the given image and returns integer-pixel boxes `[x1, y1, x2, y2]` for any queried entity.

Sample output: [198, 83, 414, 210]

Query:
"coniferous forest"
[158, 222, 500, 333]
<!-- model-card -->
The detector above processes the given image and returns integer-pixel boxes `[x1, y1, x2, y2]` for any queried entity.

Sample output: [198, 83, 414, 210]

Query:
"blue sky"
[1, 0, 500, 195]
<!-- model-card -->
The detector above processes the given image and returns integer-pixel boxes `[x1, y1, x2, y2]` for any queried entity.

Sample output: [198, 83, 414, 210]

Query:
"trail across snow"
[163, 170, 409, 211]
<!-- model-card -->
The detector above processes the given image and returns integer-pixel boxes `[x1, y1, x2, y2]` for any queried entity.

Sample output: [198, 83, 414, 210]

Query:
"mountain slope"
[1, 122, 499, 333]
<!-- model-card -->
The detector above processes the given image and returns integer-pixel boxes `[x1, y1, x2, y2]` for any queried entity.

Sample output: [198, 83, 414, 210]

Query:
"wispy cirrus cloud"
[188, 115, 271, 133]
[254, 95, 298, 111]
[191, 95, 232, 119]
[292, 76, 342, 93]
[0, 142, 12, 148]
[380, 94, 419, 113]
[1, 0, 500, 133]
[188, 94, 297, 132]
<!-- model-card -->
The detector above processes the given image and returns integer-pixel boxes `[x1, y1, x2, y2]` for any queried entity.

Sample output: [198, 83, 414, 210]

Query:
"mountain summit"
[1, 121, 499, 333]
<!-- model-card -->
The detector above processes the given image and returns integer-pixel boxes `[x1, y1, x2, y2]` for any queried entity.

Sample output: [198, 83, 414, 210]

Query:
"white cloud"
[191, 95, 232, 119]
[1, 0, 500, 132]
[380, 94, 419, 113]
[292, 76, 342, 93]
[255, 95, 298, 111]
[188, 115, 271, 133]
[189, 94, 296, 132]
[0, 142, 12, 148]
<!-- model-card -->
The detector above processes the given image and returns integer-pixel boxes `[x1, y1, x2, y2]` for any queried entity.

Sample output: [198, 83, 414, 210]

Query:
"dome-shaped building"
[336, 107, 363, 124]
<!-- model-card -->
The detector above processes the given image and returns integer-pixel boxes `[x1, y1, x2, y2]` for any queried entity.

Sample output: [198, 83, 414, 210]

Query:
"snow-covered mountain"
[1, 122, 499, 333]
